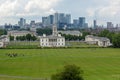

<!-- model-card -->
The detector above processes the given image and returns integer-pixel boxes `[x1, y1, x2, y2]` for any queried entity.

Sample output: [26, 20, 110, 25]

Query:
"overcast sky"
[0, 0, 120, 26]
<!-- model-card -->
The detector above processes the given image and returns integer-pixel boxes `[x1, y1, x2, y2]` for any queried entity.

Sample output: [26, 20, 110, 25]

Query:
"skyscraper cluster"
[42, 12, 71, 29]
[3, 12, 120, 31]
[73, 17, 88, 29]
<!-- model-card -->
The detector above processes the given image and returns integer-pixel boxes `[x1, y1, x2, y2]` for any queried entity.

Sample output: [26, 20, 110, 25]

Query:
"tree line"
[36, 28, 52, 36]
[60, 31, 90, 41]
[10, 34, 37, 41]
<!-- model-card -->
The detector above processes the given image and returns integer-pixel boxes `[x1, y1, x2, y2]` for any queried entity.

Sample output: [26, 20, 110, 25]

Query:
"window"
[42, 39, 43, 42]
[58, 43, 60, 45]
[58, 39, 60, 42]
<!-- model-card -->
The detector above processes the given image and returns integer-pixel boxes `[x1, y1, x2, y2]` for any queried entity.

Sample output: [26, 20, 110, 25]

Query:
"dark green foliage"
[51, 64, 84, 80]
[112, 33, 120, 48]
[98, 30, 110, 37]
[26, 34, 32, 41]
[81, 31, 90, 39]
[16, 34, 37, 41]
[61, 34, 82, 41]
[98, 30, 120, 48]
[10, 36, 14, 41]
[0, 29, 7, 35]
[36, 28, 52, 36]
[98, 30, 115, 42]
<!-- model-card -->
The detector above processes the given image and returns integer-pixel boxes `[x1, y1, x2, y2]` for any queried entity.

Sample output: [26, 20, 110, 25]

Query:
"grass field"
[0, 48, 120, 80]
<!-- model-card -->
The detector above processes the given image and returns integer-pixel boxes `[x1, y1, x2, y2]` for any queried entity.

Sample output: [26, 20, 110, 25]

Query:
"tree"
[51, 64, 84, 80]
[82, 31, 90, 39]
[36, 28, 52, 36]
[98, 30, 109, 37]
[10, 36, 14, 41]
[31, 35, 37, 41]
[112, 33, 120, 48]
[26, 34, 32, 41]
[61, 34, 82, 41]
[98, 30, 115, 42]
[0, 29, 7, 36]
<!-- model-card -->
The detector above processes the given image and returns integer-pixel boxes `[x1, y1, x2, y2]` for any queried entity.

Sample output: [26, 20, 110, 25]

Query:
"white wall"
[40, 37, 65, 47]
[0, 42, 4, 48]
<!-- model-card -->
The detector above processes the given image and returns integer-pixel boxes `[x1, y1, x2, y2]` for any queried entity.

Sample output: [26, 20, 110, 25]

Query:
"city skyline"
[0, 0, 120, 25]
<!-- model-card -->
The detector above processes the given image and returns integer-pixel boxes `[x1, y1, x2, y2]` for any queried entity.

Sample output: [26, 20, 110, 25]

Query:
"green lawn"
[0, 48, 120, 80]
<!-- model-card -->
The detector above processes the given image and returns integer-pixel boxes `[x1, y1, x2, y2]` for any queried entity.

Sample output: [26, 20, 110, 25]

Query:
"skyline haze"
[0, 0, 120, 26]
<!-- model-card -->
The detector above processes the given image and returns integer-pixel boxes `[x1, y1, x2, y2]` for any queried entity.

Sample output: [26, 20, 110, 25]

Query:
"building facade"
[8, 31, 36, 40]
[79, 17, 86, 28]
[0, 42, 4, 48]
[107, 22, 114, 29]
[93, 20, 97, 29]
[40, 25, 65, 47]
[85, 35, 111, 47]
[0, 35, 10, 47]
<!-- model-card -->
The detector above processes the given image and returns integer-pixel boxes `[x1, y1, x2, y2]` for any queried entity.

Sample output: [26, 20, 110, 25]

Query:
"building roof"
[0, 35, 8, 40]
[86, 35, 110, 41]
[8, 30, 31, 34]
[58, 31, 82, 36]
[8, 30, 36, 36]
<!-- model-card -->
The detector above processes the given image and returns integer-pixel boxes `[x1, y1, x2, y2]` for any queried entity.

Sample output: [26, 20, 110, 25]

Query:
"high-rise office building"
[107, 22, 114, 29]
[42, 17, 48, 27]
[73, 19, 79, 28]
[53, 13, 71, 29]
[84, 23, 88, 28]
[59, 13, 65, 23]
[66, 14, 71, 24]
[93, 20, 97, 29]
[18, 18, 26, 29]
[54, 12, 59, 24]
[42, 15, 54, 27]
[49, 15, 54, 25]
[79, 17, 86, 28]
[30, 21, 35, 27]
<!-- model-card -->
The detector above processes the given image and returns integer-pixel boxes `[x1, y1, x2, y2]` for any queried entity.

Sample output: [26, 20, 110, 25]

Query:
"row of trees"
[61, 34, 83, 41]
[36, 28, 52, 36]
[60, 31, 90, 41]
[98, 30, 120, 48]
[10, 34, 37, 41]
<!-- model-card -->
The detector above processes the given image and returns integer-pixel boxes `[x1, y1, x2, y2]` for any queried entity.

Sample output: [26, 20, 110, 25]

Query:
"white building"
[0, 42, 4, 48]
[85, 35, 111, 47]
[0, 35, 10, 47]
[40, 25, 65, 47]
[0, 35, 10, 42]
